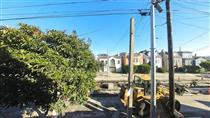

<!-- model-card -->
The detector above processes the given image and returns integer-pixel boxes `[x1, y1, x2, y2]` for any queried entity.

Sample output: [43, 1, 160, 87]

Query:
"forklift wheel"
[136, 99, 150, 117]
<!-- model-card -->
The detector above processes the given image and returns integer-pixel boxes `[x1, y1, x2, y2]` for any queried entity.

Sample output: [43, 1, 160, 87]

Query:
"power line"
[0, 12, 139, 21]
[2, 0, 149, 3]
[174, 0, 210, 7]
[0, 0, 149, 9]
[2, 9, 140, 16]
[168, 10, 210, 15]
[0, 0, 105, 9]
[78, 29, 103, 37]
[155, 22, 166, 27]
[109, 28, 129, 53]
[172, 14, 209, 20]
[174, 0, 210, 4]
[178, 31, 209, 48]
[192, 45, 209, 52]
[173, 0, 210, 15]
[157, 15, 210, 30]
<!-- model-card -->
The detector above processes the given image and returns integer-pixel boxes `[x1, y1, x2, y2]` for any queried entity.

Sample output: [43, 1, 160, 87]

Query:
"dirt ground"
[0, 72, 209, 118]
[95, 72, 208, 81]
[1, 94, 209, 118]
[63, 94, 210, 118]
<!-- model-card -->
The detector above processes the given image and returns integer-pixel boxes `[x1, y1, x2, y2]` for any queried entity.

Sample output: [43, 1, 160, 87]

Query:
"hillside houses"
[97, 50, 210, 73]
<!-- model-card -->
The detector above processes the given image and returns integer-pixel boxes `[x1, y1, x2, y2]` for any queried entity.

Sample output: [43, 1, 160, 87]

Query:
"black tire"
[135, 99, 150, 117]
[166, 99, 181, 112]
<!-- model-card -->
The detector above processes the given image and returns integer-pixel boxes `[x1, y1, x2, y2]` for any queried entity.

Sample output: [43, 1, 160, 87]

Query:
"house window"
[118, 60, 120, 64]
[105, 61, 107, 64]
[134, 59, 138, 63]
[110, 59, 115, 66]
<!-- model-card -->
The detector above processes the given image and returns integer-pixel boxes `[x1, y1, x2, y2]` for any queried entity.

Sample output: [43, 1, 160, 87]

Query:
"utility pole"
[150, 0, 157, 117]
[128, 17, 134, 118]
[150, 0, 163, 117]
[166, 0, 175, 116]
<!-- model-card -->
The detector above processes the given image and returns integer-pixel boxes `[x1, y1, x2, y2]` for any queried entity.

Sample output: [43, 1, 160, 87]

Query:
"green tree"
[200, 60, 210, 71]
[0, 24, 97, 114]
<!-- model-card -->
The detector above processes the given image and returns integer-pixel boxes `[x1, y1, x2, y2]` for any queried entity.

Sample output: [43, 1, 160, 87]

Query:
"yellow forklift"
[119, 74, 181, 117]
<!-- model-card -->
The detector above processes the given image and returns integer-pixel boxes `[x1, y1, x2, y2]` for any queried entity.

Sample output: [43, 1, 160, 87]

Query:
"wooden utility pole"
[128, 17, 134, 118]
[166, 0, 175, 116]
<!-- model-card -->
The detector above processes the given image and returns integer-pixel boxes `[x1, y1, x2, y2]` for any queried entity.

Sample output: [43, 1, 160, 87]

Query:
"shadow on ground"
[63, 95, 126, 118]
[195, 100, 210, 107]
[181, 103, 210, 118]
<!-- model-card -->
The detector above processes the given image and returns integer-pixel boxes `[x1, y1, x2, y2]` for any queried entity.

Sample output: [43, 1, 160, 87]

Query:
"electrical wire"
[180, 31, 209, 47]
[172, 13, 209, 20]
[0, 0, 107, 9]
[2, 9, 140, 16]
[0, 12, 139, 21]
[157, 15, 209, 31]
[174, 0, 210, 7]
[78, 29, 102, 37]
[0, 0, 150, 9]
[155, 22, 166, 27]
[192, 45, 209, 52]
[173, 0, 210, 15]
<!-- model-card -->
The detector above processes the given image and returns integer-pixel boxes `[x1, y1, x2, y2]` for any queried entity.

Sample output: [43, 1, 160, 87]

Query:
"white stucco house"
[97, 54, 122, 73]
[174, 51, 193, 66]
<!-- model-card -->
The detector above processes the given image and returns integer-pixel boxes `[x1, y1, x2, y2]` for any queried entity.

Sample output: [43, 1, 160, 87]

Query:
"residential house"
[193, 57, 207, 67]
[121, 53, 144, 66]
[174, 51, 193, 66]
[97, 54, 122, 72]
[174, 55, 182, 67]
[160, 50, 182, 71]
[146, 51, 162, 68]
[143, 54, 150, 64]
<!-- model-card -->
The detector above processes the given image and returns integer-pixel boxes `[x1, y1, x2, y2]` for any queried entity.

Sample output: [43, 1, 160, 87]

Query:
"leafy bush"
[175, 67, 186, 73]
[200, 60, 210, 71]
[136, 64, 150, 74]
[121, 65, 129, 73]
[175, 66, 200, 73]
[156, 68, 166, 73]
[0, 24, 97, 113]
[184, 65, 200, 73]
[121, 65, 138, 73]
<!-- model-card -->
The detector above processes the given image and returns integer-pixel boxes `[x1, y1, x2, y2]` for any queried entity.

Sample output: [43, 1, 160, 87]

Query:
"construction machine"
[119, 74, 181, 117]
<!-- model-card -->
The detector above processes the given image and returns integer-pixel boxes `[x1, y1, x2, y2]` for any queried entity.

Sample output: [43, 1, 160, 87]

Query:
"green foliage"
[156, 68, 166, 73]
[200, 60, 210, 71]
[121, 65, 138, 74]
[136, 64, 151, 74]
[175, 65, 201, 73]
[96, 61, 104, 72]
[175, 67, 186, 73]
[184, 65, 201, 73]
[121, 64, 150, 74]
[0, 24, 97, 113]
[121, 65, 128, 73]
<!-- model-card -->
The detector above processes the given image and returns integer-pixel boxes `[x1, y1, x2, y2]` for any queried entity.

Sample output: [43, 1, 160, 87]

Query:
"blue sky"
[1, 0, 209, 56]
